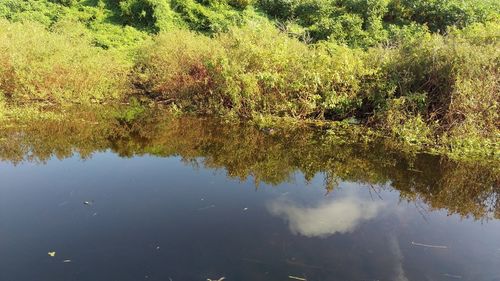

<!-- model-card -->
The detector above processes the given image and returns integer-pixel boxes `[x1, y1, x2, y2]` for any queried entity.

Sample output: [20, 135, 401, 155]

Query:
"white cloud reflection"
[268, 196, 385, 238]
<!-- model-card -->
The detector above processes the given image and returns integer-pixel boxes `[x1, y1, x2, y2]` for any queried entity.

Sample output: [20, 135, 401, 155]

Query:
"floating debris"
[58, 201, 69, 207]
[442, 273, 463, 279]
[286, 259, 323, 270]
[207, 277, 225, 281]
[83, 200, 94, 206]
[407, 168, 423, 173]
[411, 241, 448, 249]
[243, 208, 248, 211]
[288, 276, 306, 281]
[48, 251, 56, 257]
[62, 259, 72, 263]
[92, 212, 98, 216]
[198, 205, 215, 211]
[156, 246, 160, 250]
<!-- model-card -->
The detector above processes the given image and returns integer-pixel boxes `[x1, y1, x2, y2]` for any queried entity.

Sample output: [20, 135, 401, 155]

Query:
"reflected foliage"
[0, 109, 498, 220]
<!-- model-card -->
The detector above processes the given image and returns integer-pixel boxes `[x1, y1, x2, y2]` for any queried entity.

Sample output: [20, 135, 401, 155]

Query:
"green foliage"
[0, 0, 63, 26]
[118, 0, 180, 31]
[376, 95, 435, 145]
[387, 0, 500, 32]
[170, 0, 249, 33]
[0, 20, 130, 105]
[135, 22, 378, 118]
[133, 19, 498, 156]
[257, 0, 499, 47]
[50, 0, 79, 7]
[133, 29, 225, 109]
[229, 0, 255, 9]
[0, 0, 498, 157]
[1, 0, 497, 48]
[215, 22, 323, 117]
[379, 22, 499, 146]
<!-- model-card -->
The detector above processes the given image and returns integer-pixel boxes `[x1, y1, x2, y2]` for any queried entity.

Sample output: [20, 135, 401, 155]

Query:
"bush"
[257, 0, 499, 46]
[0, 20, 130, 105]
[0, 0, 63, 26]
[374, 22, 499, 149]
[387, 0, 500, 32]
[118, 0, 180, 31]
[215, 22, 322, 117]
[257, 0, 297, 20]
[229, 0, 255, 9]
[134, 22, 378, 118]
[133, 29, 226, 111]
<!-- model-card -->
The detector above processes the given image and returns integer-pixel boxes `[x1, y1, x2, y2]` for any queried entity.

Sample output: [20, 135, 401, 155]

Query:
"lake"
[0, 113, 499, 281]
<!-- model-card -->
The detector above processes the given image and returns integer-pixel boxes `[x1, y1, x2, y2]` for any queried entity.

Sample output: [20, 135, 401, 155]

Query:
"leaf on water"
[48, 251, 56, 257]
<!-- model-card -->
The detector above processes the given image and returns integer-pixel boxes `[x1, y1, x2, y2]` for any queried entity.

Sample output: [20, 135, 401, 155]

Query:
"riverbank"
[0, 1, 498, 160]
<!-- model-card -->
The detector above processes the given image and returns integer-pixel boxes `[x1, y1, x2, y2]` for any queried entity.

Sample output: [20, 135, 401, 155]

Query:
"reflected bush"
[0, 110, 498, 219]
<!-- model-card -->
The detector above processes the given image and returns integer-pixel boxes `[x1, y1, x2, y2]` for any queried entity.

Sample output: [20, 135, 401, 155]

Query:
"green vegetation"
[0, 0, 498, 158]
[0, 20, 130, 106]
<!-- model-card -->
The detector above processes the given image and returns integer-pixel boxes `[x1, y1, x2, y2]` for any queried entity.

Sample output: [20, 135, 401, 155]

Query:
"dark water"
[0, 113, 499, 281]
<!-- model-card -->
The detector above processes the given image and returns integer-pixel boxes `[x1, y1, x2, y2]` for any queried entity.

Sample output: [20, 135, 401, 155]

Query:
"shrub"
[0, 20, 130, 105]
[229, 0, 255, 9]
[387, 0, 500, 32]
[50, 0, 79, 7]
[134, 22, 378, 119]
[170, 0, 253, 33]
[0, 0, 64, 27]
[118, 0, 180, 31]
[133, 29, 226, 112]
[215, 22, 321, 117]
[374, 22, 499, 149]
[257, 0, 297, 20]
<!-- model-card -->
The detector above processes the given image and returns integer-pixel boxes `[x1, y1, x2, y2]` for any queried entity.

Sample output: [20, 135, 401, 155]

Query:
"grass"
[0, 20, 130, 106]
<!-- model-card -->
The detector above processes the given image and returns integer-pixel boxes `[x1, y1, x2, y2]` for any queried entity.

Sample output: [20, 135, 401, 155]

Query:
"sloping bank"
[0, 20, 498, 159]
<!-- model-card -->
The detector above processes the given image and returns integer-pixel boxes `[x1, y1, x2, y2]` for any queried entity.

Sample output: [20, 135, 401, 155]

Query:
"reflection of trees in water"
[0, 110, 498, 220]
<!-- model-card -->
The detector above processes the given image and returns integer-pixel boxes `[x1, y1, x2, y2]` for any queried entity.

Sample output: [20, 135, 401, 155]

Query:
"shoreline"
[0, 103, 497, 162]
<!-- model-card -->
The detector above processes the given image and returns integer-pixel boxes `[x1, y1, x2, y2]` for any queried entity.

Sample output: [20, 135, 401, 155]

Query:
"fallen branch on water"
[411, 241, 448, 249]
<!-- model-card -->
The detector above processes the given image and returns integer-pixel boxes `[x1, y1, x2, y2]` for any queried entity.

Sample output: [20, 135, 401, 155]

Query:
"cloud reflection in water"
[268, 195, 385, 238]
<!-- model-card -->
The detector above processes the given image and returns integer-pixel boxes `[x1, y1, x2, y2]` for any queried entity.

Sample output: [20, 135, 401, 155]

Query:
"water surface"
[0, 114, 499, 281]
